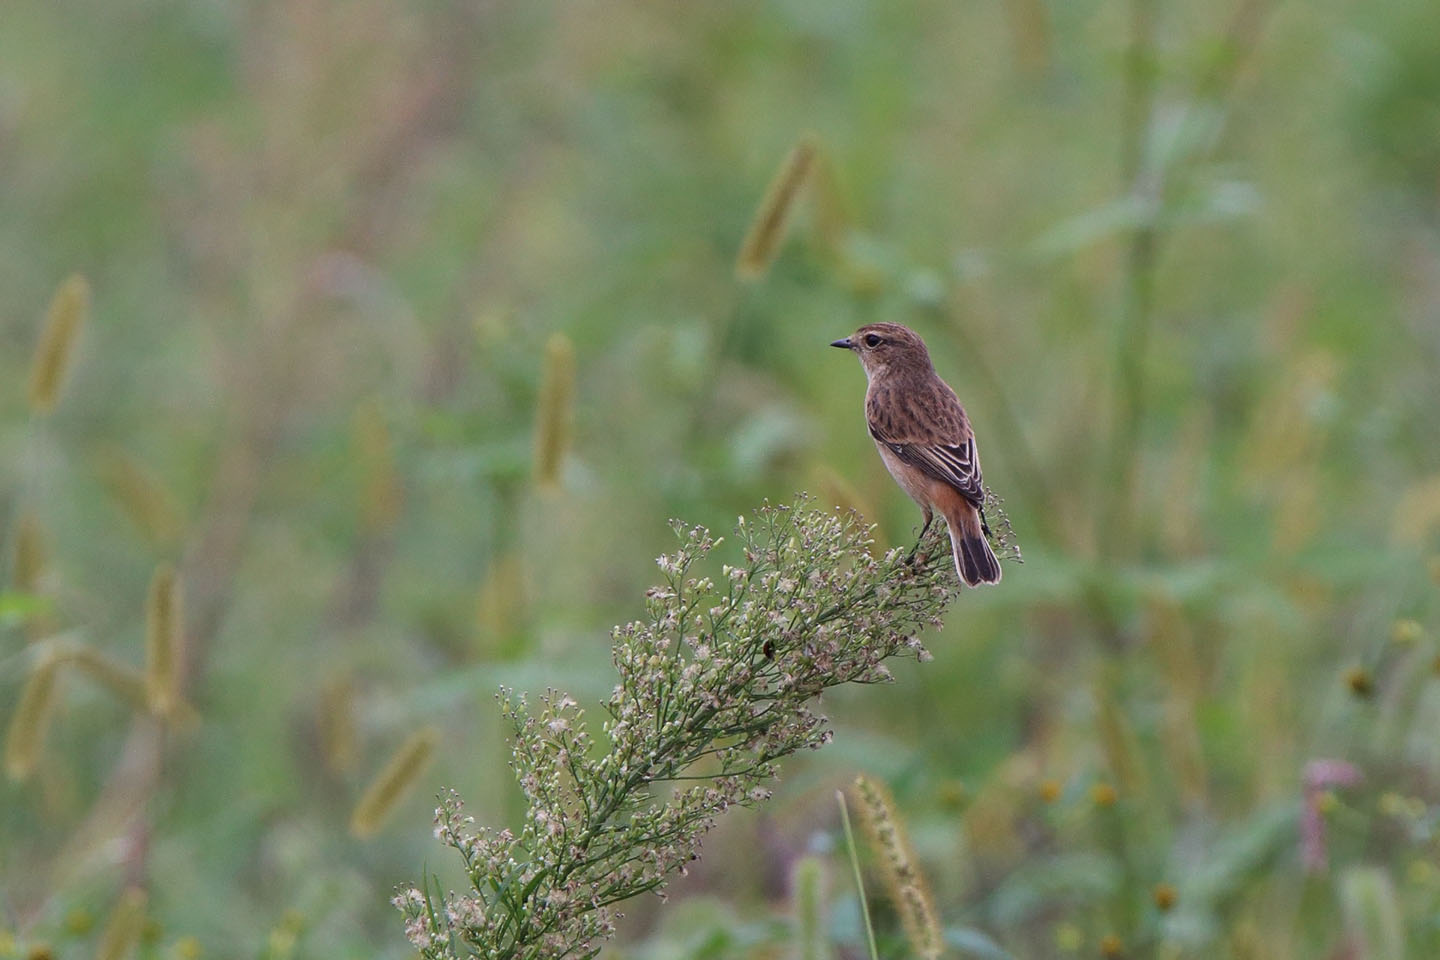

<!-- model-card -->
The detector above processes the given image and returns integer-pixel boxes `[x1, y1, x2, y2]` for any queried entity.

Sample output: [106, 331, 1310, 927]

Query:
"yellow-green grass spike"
[97, 448, 185, 547]
[531, 333, 576, 490]
[352, 398, 402, 534]
[11, 512, 47, 594]
[318, 673, 359, 776]
[27, 273, 90, 415]
[95, 887, 148, 960]
[850, 775, 943, 960]
[736, 133, 819, 281]
[4, 653, 64, 782]
[144, 563, 182, 719]
[350, 726, 441, 838]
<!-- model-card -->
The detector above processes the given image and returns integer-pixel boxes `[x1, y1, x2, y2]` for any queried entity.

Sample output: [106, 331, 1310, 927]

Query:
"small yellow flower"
[1343, 666, 1373, 698]
[1091, 782, 1118, 808]
[1039, 779, 1062, 804]
[1391, 619, 1423, 645]
[1152, 883, 1177, 911]
[1099, 933, 1124, 958]
[1315, 790, 1338, 815]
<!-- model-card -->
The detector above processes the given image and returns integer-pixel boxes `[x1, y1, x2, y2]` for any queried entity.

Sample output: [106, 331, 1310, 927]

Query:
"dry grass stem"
[95, 886, 148, 960]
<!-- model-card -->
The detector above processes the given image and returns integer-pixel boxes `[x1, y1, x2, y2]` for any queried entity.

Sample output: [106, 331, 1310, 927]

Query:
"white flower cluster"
[396, 497, 956, 960]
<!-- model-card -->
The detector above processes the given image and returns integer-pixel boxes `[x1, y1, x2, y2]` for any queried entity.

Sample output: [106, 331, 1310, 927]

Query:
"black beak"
[830, 338, 854, 350]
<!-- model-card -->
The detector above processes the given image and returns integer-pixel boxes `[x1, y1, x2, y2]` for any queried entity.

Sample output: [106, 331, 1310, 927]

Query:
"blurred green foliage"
[3, 0, 1440, 957]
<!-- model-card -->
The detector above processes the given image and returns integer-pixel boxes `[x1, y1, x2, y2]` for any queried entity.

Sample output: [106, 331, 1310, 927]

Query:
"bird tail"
[942, 499, 1001, 586]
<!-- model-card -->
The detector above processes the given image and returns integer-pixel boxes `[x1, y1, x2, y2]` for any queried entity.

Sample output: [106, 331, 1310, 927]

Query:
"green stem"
[838, 790, 881, 960]
[1099, 0, 1159, 564]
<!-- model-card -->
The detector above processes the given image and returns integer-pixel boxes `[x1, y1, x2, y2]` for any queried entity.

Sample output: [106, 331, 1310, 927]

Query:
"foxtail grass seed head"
[736, 133, 819, 280]
[850, 775, 942, 960]
[351, 726, 440, 838]
[145, 564, 182, 718]
[476, 553, 525, 656]
[318, 673, 359, 776]
[4, 653, 64, 782]
[352, 399, 403, 534]
[95, 887, 148, 960]
[790, 856, 830, 960]
[11, 512, 47, 595]
[1095, 688, 1145, 798]
[97, 449, 185, 547]
[809, 148, 850, 259]
[26, 274, 89, 415]
[531, 334, 575, 490]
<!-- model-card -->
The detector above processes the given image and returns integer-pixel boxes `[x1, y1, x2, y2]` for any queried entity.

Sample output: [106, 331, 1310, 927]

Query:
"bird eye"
[863, 334, 882, 348]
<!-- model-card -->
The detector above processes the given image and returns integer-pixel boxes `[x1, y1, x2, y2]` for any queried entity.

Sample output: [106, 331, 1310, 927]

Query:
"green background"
[3, 0, 1440, 957]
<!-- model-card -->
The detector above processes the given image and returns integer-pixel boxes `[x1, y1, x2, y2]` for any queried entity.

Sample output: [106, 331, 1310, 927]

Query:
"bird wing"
[866, 381, 985, 508]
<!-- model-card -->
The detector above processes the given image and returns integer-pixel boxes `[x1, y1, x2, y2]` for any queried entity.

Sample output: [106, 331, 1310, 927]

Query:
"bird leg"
[906, 508, 934, 565]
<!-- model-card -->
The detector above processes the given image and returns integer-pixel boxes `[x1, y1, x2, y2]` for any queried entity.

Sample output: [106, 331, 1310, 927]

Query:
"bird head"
[830, 322, 933, 380]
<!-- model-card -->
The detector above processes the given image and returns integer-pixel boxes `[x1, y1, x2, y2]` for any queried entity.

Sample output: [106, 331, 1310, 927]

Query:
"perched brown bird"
[831, 322, 1001, 586]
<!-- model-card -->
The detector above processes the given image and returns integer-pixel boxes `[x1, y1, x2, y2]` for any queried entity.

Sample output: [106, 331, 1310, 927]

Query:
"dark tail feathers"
[954, 533, 1002, 587]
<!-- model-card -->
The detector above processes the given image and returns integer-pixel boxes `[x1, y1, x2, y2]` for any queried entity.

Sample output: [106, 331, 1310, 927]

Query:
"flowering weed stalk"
[397, 498, 958, 959]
